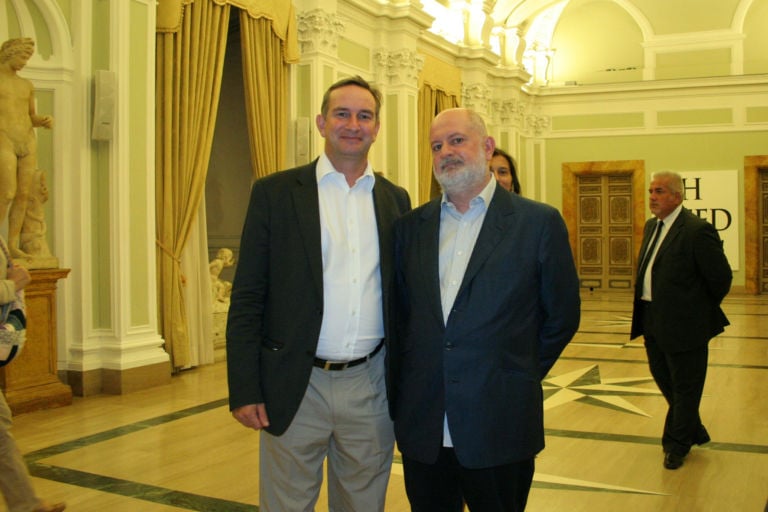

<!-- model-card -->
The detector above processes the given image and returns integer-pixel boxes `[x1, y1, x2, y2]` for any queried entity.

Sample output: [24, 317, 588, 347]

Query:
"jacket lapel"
[457, 185, 512, 295]
[637, 219, 657, 272]
[373, 176, 396, 290]
[417, 200, 446, 326]
[292, 162, 324, 300]
[654, 208, 686, 263]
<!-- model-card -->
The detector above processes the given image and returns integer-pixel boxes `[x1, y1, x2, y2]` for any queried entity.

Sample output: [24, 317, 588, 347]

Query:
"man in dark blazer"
[393, 108, 580, 511]
[226, 76, 410, 511]
[630, 171, 731, 470]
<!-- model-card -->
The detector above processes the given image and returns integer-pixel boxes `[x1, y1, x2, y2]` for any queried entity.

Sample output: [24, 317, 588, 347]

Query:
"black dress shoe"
[694, 426, 711, 445]
[664, 452, 684, 470]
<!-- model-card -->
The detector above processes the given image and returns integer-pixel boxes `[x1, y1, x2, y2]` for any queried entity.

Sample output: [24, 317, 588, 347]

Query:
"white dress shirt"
[314, 153, 383, 361]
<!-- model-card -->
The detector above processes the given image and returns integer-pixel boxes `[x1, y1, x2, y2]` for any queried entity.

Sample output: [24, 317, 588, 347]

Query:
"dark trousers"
[402, 447, 535, 512]
[644, 333, 708, 456]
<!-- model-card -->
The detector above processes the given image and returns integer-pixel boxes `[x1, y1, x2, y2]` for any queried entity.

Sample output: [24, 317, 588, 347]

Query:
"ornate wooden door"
[576, 175, 634, 290]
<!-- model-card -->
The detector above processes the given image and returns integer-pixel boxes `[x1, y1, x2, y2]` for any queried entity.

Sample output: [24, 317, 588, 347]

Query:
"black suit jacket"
[630, 207, 732, 351]
[226, 160, 411, 435]
[392, 183, 581, 469]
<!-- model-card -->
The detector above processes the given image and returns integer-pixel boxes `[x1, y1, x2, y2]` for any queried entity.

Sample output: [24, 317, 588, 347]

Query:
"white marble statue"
[0, 38, 54, 261]
[209, 247, 234, 312]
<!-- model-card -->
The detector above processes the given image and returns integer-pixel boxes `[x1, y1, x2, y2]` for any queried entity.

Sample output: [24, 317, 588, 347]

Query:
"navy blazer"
[630, 207, 732, 351]
[392, 183, 581, 469]
[226, 160, 411, 435]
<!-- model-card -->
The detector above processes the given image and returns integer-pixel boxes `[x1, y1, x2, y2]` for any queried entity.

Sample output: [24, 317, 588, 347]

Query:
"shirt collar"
[316, 153, 375, 191]
[441, 176, 496, 212]
[659, 203, 683, 226]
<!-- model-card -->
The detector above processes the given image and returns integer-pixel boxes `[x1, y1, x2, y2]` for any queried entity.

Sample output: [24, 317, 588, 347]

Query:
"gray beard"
[435, 164, 488, 198]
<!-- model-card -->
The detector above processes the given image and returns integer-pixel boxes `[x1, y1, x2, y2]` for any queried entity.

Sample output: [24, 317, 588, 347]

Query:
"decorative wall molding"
[490, 98, 527, 127]
[462, 82, 492, 115]
[374, 49, 424, 86]
[297, 9, 344, 55]
[526, 114, 551, 136]
[530, 74, 768, 138]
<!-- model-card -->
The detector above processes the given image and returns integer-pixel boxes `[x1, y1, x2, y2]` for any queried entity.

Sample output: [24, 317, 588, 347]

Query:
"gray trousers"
[0, 389, 43, 512]
[259, 348, 394, 512]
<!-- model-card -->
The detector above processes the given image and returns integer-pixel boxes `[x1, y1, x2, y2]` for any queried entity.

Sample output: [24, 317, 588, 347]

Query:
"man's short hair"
[320, 75, 382, 119]
[652, 171, 683, 195]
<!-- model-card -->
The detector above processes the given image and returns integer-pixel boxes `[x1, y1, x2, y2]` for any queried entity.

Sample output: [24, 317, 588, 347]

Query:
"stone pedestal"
[0, 268, 72, 414]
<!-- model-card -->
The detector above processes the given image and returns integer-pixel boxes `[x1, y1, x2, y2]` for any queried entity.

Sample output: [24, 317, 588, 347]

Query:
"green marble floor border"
[24, 394, 768, 510]
[544, 428, 768, 454]
[26, 399, 259, 511]
[30, 463, 255, 512]
[561, 354, 768, 370]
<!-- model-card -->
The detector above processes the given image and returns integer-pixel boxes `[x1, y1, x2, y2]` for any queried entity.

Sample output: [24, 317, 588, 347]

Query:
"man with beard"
[392, 108, 581, 511]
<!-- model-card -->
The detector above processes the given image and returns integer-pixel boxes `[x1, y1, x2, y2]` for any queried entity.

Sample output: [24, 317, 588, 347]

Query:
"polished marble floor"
[2, 291, 767, 511]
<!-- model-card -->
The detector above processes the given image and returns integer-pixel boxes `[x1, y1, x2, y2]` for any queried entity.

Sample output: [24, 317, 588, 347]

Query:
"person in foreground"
[1, 235, 65, 512]
[630, 171, 732, 470]
[226, 76, 410, 511]
[392, 108, 581, 511]
[489, 147, 520, 194]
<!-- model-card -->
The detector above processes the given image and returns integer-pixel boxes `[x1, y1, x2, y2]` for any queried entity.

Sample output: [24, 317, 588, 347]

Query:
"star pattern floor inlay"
[543, 364, 661, 416]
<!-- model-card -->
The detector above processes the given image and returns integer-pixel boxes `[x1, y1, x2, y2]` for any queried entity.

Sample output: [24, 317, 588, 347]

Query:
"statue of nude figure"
[0, 38, 54, 258]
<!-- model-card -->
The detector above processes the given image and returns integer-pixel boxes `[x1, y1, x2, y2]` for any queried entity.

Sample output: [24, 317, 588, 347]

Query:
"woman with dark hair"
[490, 148, 521, 194]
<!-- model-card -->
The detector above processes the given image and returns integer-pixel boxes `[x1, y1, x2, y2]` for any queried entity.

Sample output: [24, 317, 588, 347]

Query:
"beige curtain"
[155, 0, 299, 368]
[240, 8, 298, 179]
[156, 0, 231, 368]
[180, 204, 215, 367]
[228, 1, 299, 178]
[417, 85, 460, 205]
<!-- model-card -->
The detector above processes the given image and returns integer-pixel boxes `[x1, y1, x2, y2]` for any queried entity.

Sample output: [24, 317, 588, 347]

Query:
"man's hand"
[232, 403, 270, 430]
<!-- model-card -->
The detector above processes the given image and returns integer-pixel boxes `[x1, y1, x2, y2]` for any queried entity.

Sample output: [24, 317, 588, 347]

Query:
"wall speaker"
[92, 70, 116, 141]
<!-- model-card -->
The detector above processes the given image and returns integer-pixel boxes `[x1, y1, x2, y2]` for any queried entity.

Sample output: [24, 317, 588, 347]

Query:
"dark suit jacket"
[630, 207, 732, 351]
[392, 183, 581, 469]
[226, 160, 411, 436]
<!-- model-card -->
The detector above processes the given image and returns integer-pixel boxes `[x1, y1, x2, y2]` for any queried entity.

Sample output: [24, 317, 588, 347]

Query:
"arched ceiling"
[491, 0, 561, 26]
[489, 0, 752, 34]
[420, 0, 766, 84]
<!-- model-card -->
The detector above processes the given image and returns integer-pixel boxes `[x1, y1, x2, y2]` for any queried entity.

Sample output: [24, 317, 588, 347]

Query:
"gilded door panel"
[576, 175, 633, 290]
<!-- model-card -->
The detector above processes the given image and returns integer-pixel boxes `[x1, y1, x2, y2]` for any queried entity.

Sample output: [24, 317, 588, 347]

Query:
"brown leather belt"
[313, 340, 384, 371]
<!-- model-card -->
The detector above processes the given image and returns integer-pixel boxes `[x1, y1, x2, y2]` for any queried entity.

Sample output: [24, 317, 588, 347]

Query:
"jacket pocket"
[261, 337, 284, 351]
